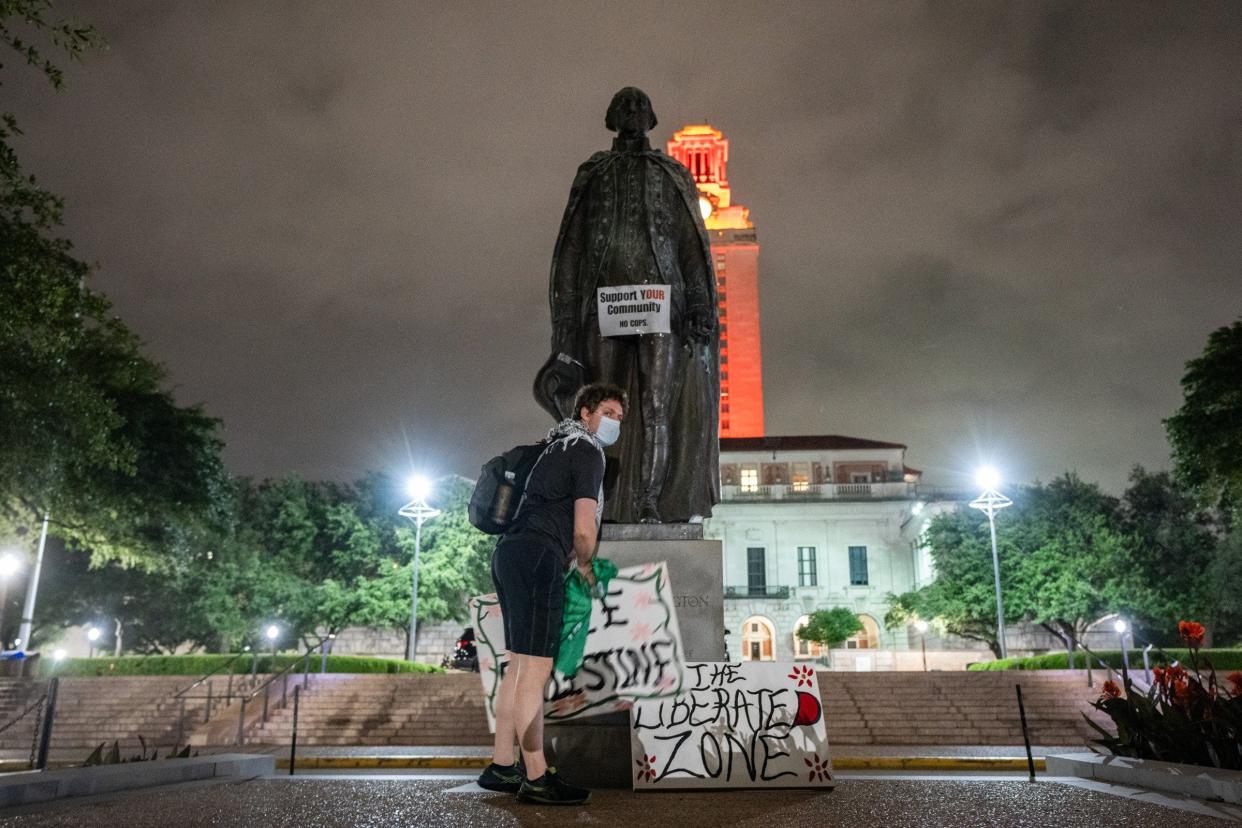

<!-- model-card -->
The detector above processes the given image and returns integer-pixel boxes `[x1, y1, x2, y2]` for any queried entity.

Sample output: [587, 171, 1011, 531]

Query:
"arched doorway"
[845, 614, 880, 649]
[792, 614, 822, 659]
[741, 616, 776, 661]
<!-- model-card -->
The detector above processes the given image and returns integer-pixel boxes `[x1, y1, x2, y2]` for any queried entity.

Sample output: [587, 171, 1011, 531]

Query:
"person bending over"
[477, 382, 626, 805]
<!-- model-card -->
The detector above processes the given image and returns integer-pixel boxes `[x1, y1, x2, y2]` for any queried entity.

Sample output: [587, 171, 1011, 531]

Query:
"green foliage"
[2, 1, 225, 569]
[895, 471, 1242, 654]
[37, 653, 442, 678]
[968, 649, 1242, 672]
[1166, 319, 1242, 525]
[885, 504, 1023, 657]
[1008, 474, 1131, 643]
[796, 607, 863, 648]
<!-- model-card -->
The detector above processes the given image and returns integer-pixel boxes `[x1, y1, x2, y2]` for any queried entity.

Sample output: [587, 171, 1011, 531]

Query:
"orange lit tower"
[666, 125, 765, 437]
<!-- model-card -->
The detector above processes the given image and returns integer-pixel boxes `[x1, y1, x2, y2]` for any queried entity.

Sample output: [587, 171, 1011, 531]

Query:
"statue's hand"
[685, 305, 716, 344]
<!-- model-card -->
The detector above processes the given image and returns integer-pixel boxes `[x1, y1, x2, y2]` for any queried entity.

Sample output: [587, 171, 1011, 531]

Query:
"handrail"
[175, 651, 249, 699]
[238, 644, 319, 703]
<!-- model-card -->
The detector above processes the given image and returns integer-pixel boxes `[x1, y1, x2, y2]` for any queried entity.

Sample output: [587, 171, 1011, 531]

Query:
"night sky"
[8, 2, 1241, 492]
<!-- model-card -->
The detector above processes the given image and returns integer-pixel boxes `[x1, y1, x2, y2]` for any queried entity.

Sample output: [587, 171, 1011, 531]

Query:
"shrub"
[967, 649, 1242, 672]
[36, 653, 442, 678]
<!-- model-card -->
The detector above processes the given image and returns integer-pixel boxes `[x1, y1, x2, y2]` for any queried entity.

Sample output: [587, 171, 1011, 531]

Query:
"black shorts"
[491, 534, 565, 659]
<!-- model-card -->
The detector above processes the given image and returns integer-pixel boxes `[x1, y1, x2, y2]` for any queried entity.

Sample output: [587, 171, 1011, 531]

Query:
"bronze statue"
[533, 87, 720, 524]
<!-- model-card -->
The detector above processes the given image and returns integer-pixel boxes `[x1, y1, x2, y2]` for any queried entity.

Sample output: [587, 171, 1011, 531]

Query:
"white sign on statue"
[596, 284, 672, 337]
[468, 561, 687, 729]
[630, 662, 834, 791]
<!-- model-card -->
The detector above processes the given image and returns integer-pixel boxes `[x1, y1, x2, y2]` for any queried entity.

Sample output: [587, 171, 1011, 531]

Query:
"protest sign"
[468, 561, 686, 730]
[630, 662, 834, 791]
[596, 284, 671, 336]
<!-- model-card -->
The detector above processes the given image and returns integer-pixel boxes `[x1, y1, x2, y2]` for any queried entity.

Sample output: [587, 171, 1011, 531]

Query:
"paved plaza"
[0, 771, 1238, 827]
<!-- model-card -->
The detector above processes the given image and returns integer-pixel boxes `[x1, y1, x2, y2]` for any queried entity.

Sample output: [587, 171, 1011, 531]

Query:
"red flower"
[1178, 621, 1206, 648]
[1101, 679, 1121, 700]
[1226, 671, 1242, 695]
[1152, 666, 1165, 686]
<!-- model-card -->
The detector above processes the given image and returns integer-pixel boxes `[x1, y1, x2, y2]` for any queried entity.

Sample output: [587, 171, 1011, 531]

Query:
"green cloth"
[555, 557, 618, 677]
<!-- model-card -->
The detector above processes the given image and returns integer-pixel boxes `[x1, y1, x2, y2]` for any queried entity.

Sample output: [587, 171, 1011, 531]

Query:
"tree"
[1166, 319, 1242, 525]
[795, 607, 862, 649]
[2, 1, 226, 568]
[1008, 474, 1132, 649]
[886, 507, 1023, 657]
[1118, 467, 1219, 642]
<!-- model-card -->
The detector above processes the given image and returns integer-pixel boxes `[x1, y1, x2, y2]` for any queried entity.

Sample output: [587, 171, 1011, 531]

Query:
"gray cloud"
[7, 0, 1241, 493]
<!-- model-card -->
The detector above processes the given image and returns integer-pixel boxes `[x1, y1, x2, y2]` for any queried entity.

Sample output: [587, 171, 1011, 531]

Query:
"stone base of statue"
[544, 523, 724, 789]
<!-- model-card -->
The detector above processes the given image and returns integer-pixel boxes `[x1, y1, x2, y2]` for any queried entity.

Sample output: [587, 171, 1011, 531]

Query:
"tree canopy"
[795, 607, 863, 649]
[1166, 318, 1242, 526]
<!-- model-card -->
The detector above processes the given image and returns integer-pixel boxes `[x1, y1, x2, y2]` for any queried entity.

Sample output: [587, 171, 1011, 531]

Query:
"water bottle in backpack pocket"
[468, 441, 549, 534]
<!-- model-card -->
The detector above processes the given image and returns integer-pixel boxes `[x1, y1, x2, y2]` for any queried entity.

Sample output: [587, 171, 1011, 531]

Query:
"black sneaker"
[477, 760, 524, 793]
[517, 767, 590, 805]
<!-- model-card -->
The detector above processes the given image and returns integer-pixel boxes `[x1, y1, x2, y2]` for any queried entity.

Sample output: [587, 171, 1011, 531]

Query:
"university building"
[706, 436, 961, 668]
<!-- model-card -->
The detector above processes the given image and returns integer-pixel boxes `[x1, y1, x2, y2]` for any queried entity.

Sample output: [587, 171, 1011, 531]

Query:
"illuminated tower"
[667, 125, 765, 437]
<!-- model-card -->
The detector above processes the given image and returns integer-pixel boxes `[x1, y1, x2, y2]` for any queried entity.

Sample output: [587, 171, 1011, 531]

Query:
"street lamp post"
[266, 625, 280, 658]
[399, 476, 440, 663]
[913, 620, 929, 671]
[1114, 619, 1130, 677]
[0, 552, 22, 649]
[970, 466, 1013, 660]
[86, 626, 100, 659]
[17, 512, 50, 652]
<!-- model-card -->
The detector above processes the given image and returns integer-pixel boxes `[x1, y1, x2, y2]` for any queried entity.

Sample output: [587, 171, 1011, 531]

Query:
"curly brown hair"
[573, 382, 628, 421]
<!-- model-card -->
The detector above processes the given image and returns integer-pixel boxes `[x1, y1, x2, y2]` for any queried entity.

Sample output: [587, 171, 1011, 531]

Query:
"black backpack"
[468, 441, 549, 534]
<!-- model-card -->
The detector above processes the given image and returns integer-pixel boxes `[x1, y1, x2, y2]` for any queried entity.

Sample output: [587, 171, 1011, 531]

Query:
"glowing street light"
[266, 624, 280, 657]
[1114, 618, 1131, 676]
[913, 620, 930, 672]
[399, 475, 441, 663]
[970, 466, 1013, 660]
[86, 625, 101, 659]
[0, 551, 22, 650]
[52, 648, 66, 662]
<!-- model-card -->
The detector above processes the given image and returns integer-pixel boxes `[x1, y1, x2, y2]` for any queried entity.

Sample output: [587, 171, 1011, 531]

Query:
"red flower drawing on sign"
[636, 754, 658, 782]
[804, 753, 832, 782]
[788, 665, 814, 687]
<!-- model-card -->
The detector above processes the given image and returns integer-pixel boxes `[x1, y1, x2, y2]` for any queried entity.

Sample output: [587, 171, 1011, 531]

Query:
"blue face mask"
[595, 415, 621, 447]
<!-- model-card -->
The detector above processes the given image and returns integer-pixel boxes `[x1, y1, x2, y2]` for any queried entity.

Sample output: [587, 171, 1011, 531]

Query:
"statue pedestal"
[544, 524, 723, 789]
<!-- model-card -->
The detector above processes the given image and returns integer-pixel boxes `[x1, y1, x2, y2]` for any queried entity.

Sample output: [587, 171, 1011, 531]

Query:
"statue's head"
[605, 87, 657, 137]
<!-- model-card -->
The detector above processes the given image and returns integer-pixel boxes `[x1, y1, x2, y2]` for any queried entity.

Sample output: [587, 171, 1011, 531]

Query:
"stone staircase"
[820, 670, 1106, 745]
[241, 669, 1107, 748]
[245, 672, 491, 746]
[0, 676, 208, 753]
[3, 669, 1111, 753]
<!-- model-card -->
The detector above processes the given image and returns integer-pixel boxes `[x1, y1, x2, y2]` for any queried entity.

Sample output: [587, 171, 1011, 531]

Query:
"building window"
[746, 547, 766, 595]
[851, 473, 870, 484]
[797, 547, 817, 587]
[846, 615, 880, 649]
[848, 546, 869, 586]
[741, 616, 775, 661]
[740, 466, 759, 492]
[792, 614, 822, 659]
[791, 462, 811, 491]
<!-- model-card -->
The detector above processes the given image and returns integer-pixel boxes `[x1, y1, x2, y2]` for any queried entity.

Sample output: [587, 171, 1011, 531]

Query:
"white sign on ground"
[630, 662, 834, 791]
[596, 284, 672, 336]
[468, 561, 686, 731]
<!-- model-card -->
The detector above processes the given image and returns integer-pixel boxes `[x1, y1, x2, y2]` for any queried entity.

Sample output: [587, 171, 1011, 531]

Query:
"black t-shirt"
[512, 433, 605, 565]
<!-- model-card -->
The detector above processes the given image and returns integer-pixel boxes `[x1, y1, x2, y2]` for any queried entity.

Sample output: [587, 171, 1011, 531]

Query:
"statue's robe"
[544, 147, 720, 523]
